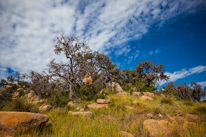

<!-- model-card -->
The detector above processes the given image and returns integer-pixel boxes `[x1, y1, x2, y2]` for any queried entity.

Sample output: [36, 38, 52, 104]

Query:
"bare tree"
[28, 70, 56, 98]
[47, 34, 91, 99]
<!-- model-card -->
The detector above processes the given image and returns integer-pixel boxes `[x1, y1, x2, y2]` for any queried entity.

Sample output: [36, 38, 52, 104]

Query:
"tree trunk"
[69, 83, 73, 99]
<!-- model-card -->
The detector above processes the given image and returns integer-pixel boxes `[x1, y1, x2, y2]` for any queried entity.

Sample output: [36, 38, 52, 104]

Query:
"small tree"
[47, 34, 91, 99]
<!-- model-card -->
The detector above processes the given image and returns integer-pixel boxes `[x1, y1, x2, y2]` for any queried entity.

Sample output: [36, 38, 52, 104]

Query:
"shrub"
[160, 97, 173, 105]
[2, 97, 39, 112]
[65, 105, 76, 111]
[18, 89, 25, 97]
[0, 89, 13, 110]
[150, 107, 161, 114]
[193, 106, 206, 114]
[108, 98, 116, 108]
[183, 100, 194, 106]
[48, 91, 70, 107]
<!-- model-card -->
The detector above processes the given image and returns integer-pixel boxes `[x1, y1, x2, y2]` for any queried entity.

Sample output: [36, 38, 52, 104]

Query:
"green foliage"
[2, 97, 39, 112]
[48, 91, 70, 107]
[150, 107, 161, 114]
[193, 106, 206, 113]
[160, 97, 173, 105]
[0, 88, 13, 110]
[18, 89, 25, 97]
[65, 105, 76, 111]
[183, 100, 194, 106]
[108, 98, 116, 108]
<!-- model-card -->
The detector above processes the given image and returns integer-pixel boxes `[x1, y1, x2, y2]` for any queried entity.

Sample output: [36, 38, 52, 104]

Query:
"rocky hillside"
[0, 82, 206, 137]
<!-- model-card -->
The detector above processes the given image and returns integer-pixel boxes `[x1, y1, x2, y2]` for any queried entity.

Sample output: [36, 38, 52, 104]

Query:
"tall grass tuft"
[160, 97, 173, 105]
[2, 97, 39, 113]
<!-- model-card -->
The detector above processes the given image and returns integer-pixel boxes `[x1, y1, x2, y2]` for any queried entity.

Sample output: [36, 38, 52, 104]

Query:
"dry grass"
[2, 94, 206, 137]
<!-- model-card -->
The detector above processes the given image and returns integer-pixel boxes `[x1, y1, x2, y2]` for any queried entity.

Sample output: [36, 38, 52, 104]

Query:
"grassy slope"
[11, 94, 206, 137]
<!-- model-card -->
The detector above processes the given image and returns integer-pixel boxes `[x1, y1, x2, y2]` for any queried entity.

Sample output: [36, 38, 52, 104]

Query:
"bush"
[0, 89, 13, 110]
[193, 106, 206, 114]
[150, 107, 161, 114]
[48, 91, 70, 107]
[160, 97, 173, 105]
[2, 97, 39, 112]
[183, 100, 194, 106]
[18, 89, 25, 97]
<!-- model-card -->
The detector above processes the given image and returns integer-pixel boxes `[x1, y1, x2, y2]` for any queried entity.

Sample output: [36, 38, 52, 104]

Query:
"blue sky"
[0, 0, 206, 88]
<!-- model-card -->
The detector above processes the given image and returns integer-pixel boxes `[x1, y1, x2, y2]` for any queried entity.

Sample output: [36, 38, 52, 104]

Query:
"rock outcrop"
[106, 82, 123, 92]
[97, 99, 110, 104]
[116, 92, 130, 96]
[140, 95, 154, 101]
[39, 104, 52, 113]
[143, 92, 155, 97]
[132, 92, 140, 96]
[0, 112, 49, 134]
[88, 103, 108, 109]
[143, 119, 169, 137]
[70, 111, 93, 117]
[119, 131, 134, 137]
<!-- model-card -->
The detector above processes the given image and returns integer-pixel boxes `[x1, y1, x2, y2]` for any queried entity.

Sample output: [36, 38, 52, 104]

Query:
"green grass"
[1, 93, 206, 137]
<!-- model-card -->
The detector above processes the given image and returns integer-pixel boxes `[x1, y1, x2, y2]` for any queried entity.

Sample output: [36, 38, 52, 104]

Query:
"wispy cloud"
[0, 0, 206, 77]
[197, 81, 206, 88]
[158, 65, 206, 86]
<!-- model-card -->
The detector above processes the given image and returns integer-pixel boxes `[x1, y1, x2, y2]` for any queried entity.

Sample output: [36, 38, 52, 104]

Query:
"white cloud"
[0, 0, 206, 77]
[158, 65, 206, 86]
[197, 81, 206, 88]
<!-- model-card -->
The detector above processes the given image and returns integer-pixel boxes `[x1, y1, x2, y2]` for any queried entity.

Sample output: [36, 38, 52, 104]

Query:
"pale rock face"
[97, 99, 110, 104]
[17, 88, 23, 92]
[106, 82, 123, 92]
[147, 113, 153, 119]
[119, 131, 134, 137]
[12, 92, 19, 98]
[183, 121, 197, 130]
[0, 112, 49, 134]
[88, 103, 108, 109]
[71, 111, 93, 117]
[140, 95, 154, 101]
[158, 113, 163, 118]
[116, 92, 130, 96]
[143, 119, 169, 137]
[132, 92, 140, 96]
[143, 92, 154, 97]
[6, 85, 12, 89]
[186, 113, 199, 120]
[84, 72, 94, 85]
[39, 105, 52, 113]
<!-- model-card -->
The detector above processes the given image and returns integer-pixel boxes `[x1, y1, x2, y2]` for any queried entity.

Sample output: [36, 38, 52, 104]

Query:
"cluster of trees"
[161, 82, 206, 102]
[0, 34, 205, 102]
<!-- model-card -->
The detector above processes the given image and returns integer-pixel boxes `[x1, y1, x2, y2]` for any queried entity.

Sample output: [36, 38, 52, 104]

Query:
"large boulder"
[17, 88, 23, 92]
[6, 85, 12, 89]
[186, 113, 199, 120]
[88, 103, 108, 109]
[106, 82, 123, 92]
[119, 131, 134, 137]
[143, 119, 169, 137]
[70, 111, 93, 117]
[97, 99, 110, 104]
[8, 82, 16, 87]
[116, 92, 130, 96]
[25, 90, 36, 99]
[132, 92, 140, 96]
[84, 72, 93, 85]
[140, 95, 154, 101]
[143, 92, 155, 97]
[39, 104, 52, 113]
[0, 112, 49, 134]
[12, 92, 19, 98]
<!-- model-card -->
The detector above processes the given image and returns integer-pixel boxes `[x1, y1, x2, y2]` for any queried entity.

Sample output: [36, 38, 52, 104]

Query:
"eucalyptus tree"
[47, 34, 92, 99]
